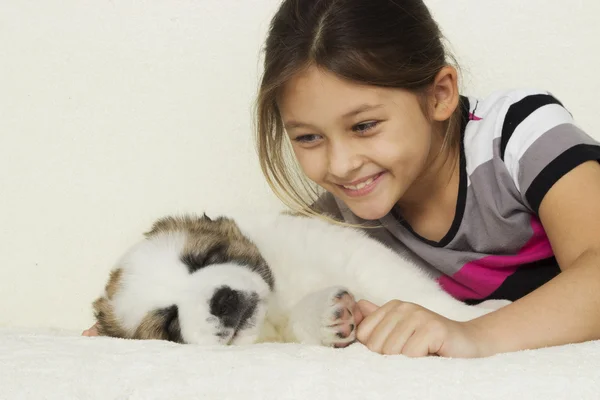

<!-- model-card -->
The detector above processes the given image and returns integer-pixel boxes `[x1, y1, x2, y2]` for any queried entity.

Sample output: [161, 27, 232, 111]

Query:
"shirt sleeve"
[499, 91, 600, 213]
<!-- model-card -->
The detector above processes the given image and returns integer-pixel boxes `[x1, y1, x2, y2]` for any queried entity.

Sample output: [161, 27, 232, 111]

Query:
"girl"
[86, 0, 600, 358]
[253, 0, 600, 357]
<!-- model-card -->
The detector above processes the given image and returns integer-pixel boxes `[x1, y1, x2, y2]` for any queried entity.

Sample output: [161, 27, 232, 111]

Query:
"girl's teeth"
[344, 177, 374, 190]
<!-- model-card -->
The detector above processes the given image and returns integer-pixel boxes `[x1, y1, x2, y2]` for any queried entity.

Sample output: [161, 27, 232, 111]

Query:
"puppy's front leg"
[284, 286, 357, 347]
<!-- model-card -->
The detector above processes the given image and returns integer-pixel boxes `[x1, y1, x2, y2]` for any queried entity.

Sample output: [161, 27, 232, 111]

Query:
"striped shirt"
[313, 89, 600, 303]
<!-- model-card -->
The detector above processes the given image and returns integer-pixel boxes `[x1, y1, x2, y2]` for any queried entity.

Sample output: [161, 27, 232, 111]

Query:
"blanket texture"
[1, 328, 598, 399]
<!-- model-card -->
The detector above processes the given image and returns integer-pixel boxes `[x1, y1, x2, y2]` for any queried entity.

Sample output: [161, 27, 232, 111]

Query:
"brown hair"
[254, 0, 461, 220]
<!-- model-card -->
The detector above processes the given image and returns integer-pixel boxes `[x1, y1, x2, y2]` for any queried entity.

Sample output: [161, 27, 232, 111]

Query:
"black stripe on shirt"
[500, 94, 565, 160]
[525, 144, 600, 213]
[464, 257, 561, 304]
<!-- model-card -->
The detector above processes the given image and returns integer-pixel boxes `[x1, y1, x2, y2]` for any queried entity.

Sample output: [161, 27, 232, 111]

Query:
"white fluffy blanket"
[1, 328, 599, 399]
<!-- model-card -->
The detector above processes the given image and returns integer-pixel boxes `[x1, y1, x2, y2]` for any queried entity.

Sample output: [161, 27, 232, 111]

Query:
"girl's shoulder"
[461, 87, 600, 213]
[462, 87, 574, 145]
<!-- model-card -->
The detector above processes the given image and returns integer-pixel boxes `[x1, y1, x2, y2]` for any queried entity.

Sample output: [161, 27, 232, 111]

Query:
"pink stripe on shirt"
[437, 216, 554, 300]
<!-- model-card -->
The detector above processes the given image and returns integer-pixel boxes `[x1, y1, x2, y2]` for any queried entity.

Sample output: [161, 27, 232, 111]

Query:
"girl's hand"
[353, 299, 484, 358]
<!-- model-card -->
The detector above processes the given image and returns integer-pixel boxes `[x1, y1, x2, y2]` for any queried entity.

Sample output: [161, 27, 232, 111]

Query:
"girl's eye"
[352, 121, 379, 135]
[293, 134, 321, 144]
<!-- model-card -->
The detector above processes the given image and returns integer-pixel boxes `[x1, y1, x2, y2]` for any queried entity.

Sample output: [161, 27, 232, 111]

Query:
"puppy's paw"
[287, 286, 357, 347]
[320, 288, 357, 348]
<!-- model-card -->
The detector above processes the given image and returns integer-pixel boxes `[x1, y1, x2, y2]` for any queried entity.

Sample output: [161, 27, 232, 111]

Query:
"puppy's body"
[93, 213, 507, 347]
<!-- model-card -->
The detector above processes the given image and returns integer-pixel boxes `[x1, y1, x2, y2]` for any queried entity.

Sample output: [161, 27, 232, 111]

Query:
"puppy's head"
[92, 214, 274, 346]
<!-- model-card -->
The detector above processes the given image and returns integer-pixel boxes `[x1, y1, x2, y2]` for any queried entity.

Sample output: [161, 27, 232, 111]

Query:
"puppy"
[92, 212, 508, 347]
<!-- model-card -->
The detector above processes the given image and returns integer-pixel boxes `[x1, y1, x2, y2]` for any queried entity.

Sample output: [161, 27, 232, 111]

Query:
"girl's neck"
[395, 127, 461, 242]
[398, 132, 460, 211]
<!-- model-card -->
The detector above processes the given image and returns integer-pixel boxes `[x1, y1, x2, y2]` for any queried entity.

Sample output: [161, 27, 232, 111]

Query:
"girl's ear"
[429, 65, 460, 122]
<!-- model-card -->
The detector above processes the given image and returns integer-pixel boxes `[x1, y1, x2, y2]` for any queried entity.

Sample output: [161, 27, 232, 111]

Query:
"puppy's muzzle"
[210, 286, 258, 332]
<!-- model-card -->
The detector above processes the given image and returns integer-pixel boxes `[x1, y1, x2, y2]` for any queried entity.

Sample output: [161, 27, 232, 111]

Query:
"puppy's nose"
[210, 286, 242, 327]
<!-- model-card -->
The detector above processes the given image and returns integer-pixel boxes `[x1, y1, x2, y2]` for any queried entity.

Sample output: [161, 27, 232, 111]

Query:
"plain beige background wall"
[1, 0, 599, 331]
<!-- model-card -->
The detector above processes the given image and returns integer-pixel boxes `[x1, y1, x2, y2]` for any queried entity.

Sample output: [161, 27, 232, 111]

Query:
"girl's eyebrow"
[341, 103, 385, 119]
[284, 120, 316, 131]
[285, 103, 385, 130]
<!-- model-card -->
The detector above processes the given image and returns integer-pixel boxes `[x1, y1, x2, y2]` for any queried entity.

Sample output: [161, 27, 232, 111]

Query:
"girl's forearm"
[467, 249, 600, 357]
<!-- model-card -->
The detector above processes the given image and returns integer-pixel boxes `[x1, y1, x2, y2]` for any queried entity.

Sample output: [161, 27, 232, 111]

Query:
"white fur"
[233, 213, 508, 344]
[106, 213, 509, 347]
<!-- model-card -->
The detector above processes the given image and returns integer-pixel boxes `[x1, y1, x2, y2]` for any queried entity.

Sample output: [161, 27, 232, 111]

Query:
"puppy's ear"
[202, 212, 212, 222]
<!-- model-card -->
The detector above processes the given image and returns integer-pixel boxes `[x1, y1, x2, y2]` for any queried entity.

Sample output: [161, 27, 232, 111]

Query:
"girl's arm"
[355, 160, 600, 358]
[469, 159, 600, 356]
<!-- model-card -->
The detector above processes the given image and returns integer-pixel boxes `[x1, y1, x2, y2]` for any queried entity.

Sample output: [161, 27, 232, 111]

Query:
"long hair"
[254, 0, 461, 220]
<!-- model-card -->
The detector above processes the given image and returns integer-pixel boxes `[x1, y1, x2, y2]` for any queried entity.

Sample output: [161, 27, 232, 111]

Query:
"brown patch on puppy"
[92, 267, 129, 338]
[92, 297, 128, 338]
[105, 268, 123, 299]
[147, 214, 274, 289]
[93, 271, 184, 343]
[135, 305, 184, 343]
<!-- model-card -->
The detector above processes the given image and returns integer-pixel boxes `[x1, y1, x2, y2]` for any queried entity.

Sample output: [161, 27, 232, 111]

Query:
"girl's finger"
[356, 300, 403, 343]
[354, 299, 378, 326]
[362, 310, 407, 353]
[352, 303, 365, 326]
[356, 299, 379, 316]
[382, 321, 418, 355]
[399, 327, 433, 357]
[402, 322, 446, 357]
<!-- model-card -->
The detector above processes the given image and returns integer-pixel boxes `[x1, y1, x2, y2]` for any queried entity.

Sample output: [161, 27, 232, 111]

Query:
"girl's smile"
[336, 171, 386, 198]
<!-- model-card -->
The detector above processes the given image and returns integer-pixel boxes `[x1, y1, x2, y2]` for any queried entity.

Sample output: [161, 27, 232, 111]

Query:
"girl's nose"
[327, 140, 363, 179]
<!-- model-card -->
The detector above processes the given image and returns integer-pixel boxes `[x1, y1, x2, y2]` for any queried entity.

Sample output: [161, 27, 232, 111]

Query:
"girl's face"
[279, 66, 452, 220]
